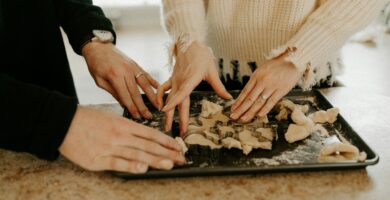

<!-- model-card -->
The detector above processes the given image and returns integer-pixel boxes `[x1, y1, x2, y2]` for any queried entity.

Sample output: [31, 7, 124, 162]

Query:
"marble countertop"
[1, 87, 389, 200]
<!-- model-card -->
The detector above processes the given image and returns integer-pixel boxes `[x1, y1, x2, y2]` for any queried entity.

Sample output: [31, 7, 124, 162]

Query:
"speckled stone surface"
[1, 87, 389, 200]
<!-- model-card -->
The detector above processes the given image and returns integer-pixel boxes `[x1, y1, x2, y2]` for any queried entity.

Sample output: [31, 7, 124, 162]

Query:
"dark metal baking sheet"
[114, 89, 379, 179]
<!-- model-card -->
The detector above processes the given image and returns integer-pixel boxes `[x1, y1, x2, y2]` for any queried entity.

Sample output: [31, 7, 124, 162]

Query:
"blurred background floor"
[64, 8, 390, 105]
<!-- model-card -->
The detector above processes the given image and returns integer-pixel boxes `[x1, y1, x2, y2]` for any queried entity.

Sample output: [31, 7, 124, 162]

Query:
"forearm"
[0, 74, 78, 160]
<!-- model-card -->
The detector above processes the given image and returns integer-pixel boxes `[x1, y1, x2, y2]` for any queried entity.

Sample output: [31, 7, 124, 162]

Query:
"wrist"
[81, 41, 114, 58]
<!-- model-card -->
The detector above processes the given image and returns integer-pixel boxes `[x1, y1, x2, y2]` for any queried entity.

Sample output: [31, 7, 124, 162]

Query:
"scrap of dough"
[203, 130, 220, 144]
[309, 110, 328, 123]
[291, 108, 311, 125]
[200, 100, 223, 118]
[309, 108, 339, 124]
[278, 99, 309, 113]
[189, 117, 198, 125]
[184, 134, 222, 149]
[221, 137, 242, 149]
[256, 128, 274, 141]
[187, 125, 205, 135]
[276, 107, 289, 121]
[255, 115, 269, 124]
[285, 124, 311, 143]
[239, 130, 272, 155]
[327, 108, 339, 123]
[318, 142, 360, 163]
[175, 137, 188, 154]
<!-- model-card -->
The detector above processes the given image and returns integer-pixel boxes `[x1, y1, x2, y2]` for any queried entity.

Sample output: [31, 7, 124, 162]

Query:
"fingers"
[136, 75, 159, 109]
[164, 93, 175, 132]
[127, 120, 183, 152]
[239, 96, 267, 123]
[95, 78, 119, 100]
[99, 156, 149, 174]
[145, 74, 160, 89]
[112, 146, 177, 170]
[231, 77, 256, 111]
[109, 78, 141, 119]
[230, 84, 264, 120]
[120, 135, 185, 164]
[125, 76, 153, 119]
[157, 79, 172, 111]
[178, 97, 190, 135]
[207, 69, 232, 100]
[161, 77, 199, 112]
[258, 89, 285, 117]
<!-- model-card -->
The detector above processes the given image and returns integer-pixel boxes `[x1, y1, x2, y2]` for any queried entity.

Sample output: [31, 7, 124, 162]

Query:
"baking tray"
[114, 89, 379, 179]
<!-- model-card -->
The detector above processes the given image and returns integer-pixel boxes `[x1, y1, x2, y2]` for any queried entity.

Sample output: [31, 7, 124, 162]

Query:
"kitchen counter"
[1, 87, 389, 200]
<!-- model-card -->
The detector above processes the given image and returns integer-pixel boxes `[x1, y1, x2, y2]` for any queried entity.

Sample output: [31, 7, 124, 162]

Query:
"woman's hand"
[157, 42, 232, 135]
[230, 55, 304, 123]
[59, 106, 186, 174]
[82, 42, 160, 120]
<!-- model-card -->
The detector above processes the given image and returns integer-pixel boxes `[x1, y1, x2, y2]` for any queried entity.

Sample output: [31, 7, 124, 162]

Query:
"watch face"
[92, 30, 114, 42]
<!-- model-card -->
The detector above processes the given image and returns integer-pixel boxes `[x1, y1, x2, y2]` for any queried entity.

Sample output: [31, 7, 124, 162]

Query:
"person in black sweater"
[0, 0, 185, 173]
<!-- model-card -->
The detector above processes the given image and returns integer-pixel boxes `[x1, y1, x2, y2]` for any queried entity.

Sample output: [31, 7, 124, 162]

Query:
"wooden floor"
[65, 26, 390, 105]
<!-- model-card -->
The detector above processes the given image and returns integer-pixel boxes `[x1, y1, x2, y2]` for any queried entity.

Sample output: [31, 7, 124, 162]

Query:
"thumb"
[206, 69, 232, 100]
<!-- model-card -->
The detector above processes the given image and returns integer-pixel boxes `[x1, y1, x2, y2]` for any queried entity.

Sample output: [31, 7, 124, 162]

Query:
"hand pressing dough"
[221, 137, 242, 149]
[255, 128, 274, 141]
[318, 142, 360, 163]
[285, 124, 312, 143]
[238, 130, 272, 155]
[309, 108, 339, 124]
[184, 134, 222, 149]
[200, 100, 223, 118]
[175, 137, 188, 154]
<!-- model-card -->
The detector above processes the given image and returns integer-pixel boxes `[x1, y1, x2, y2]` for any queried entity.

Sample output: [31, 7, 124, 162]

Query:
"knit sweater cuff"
[162, 0, 207, 65]
[266, 0, 386, 90]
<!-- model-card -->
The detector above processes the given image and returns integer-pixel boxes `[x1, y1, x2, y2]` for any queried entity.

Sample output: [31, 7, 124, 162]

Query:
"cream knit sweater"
[162, 0, 387, 89]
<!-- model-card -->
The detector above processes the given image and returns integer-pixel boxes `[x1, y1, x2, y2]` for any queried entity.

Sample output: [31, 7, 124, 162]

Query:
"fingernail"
[146, 111, 153, 119]
[159, 160, 174, 170]
[228, 93, 233, 99]
[230, 113, 238, 120]
[137, 163, 148, 173]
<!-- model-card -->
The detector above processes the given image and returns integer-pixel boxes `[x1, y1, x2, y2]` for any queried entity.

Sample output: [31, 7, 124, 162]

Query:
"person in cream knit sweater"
[158, 0, 387, 134]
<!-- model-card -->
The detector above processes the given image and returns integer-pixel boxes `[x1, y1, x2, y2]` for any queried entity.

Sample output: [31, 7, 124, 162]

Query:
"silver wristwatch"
[81, 30, 114, 49]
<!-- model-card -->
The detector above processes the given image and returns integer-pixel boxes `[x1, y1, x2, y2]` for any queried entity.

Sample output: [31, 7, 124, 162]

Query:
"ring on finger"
[260, 95, 269, 101]
[135, 72, 145, 79]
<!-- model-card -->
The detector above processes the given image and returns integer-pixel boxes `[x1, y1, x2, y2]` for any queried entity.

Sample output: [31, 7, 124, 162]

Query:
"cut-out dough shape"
[221, 137, 242, 149]
[284, 124, 312, 143]
[187, 125, 205, 135]
[276, 107, 289, 121]
[203, 130, 220, 144]
[175, 137, 188, 154]
[255, 128, 274, 141]
[184, 134, 222, 149]
[238, 130, 272, 155]
[200, 100, 223, 118]
[291, 108, 311, 125]
[217, 126, 235, 138]
[318, 142, 360, 163]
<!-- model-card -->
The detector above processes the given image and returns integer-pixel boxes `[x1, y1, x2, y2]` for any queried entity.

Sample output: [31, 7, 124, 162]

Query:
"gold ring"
[135, 72, 145, 79]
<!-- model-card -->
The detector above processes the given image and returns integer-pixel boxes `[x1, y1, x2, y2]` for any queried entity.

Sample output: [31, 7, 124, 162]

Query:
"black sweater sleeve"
[54, 0, 117, 55]
[0, 74, 78, 160]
